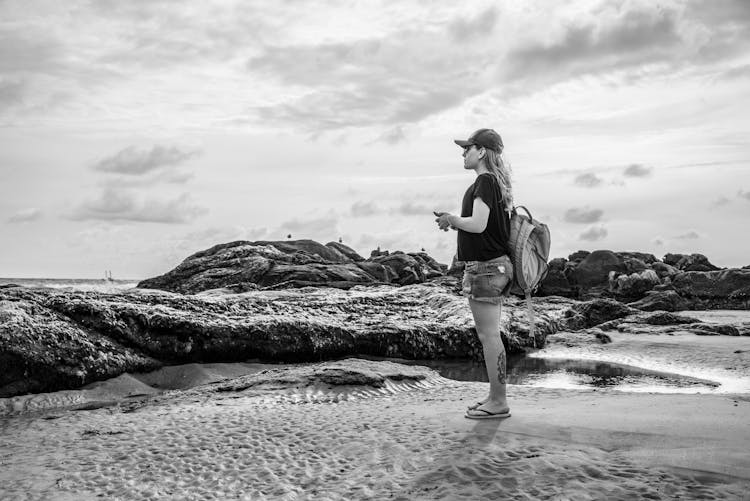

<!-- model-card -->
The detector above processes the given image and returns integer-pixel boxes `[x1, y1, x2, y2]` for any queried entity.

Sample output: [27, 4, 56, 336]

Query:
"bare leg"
[467, 297, 509, 414]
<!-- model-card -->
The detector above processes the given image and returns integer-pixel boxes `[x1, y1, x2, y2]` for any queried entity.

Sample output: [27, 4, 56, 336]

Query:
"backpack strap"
[514, 205, 533, 222]
[525, 290, 536, 348]
[511, 204, 538, 349]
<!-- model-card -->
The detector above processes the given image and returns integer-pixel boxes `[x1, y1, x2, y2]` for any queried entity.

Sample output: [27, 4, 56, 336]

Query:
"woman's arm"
[443, 198, 490, 233]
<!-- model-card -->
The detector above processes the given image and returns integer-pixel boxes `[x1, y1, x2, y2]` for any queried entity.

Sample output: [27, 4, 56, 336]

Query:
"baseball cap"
[454, 128, 503, 153]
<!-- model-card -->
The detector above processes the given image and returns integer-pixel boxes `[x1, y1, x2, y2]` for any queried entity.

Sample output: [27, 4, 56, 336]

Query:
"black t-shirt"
[456, 173, 511, 261]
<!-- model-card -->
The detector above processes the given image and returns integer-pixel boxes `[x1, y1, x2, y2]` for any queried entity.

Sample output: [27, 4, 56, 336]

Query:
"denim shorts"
[461, 255, 514, 305]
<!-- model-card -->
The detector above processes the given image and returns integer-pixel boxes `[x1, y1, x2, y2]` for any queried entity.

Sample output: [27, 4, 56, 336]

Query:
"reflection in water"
[357, 355, 720, 393]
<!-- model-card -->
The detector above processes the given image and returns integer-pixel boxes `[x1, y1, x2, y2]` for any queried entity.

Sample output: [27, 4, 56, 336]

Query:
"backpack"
[507, 205, 551, 348]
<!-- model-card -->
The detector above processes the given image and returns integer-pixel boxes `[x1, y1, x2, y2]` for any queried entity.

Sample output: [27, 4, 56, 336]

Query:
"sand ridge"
[1, 360, 749, 500]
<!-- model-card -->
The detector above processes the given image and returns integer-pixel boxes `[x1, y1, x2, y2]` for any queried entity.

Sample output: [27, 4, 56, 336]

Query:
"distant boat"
[104, 270, 114, 282]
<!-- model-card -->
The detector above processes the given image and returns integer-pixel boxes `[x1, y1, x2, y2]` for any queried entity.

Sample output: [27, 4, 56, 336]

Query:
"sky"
[1, 0, 749, 279]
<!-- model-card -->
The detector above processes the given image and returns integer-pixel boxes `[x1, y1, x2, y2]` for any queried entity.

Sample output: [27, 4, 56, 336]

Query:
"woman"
[435, 128, 514, 420]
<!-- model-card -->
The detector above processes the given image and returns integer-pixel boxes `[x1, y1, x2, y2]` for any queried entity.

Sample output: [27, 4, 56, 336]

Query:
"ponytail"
[483, 148, 513, 215]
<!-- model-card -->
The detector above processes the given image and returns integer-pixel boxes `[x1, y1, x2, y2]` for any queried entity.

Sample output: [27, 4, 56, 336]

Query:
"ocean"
[0, 277, 140, 292]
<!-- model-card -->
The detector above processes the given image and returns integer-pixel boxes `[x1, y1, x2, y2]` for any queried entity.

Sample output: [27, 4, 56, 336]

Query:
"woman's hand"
[434, 211, 454, 231]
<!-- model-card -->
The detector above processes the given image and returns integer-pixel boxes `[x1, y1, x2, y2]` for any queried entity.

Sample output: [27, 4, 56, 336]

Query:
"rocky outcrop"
[663, 253, 720, 272]
[628, 290, 690, 312]
[669, 269, 750, 309]
[0, 284, 574, 398]
[570, 250, 627, 289]
[138, 240, 446, 294]
[538, 249, 747, 310]
[608, 269, 660, 299]
[550, 303, 750, 348]
[0, 291, 160, 397]
[137, 239, 747, 310]
[562, 298, 636, 330]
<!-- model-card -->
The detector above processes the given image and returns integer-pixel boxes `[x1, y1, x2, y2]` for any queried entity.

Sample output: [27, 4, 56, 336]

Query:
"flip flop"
[465, 408, 511, 420]
[467, 401, 485, 410]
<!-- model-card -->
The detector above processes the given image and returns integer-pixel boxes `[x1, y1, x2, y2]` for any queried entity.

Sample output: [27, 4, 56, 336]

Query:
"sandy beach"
[1, 359, 749, 501]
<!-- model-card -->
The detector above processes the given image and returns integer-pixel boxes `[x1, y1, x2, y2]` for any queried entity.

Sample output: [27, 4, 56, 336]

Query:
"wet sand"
[1, 361, 749, 500]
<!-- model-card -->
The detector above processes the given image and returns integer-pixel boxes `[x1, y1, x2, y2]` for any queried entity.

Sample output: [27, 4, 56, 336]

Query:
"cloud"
[7, 207, 42, 223]
[674, 231, 700, 240]
[579, 225, 608, 241]
[652, 237, 664, 246]
[0, 78, 25, 110]
[245, 28, 491, 131]
[623, 164, 652, 177]
[70, 189, 207, 223]
[390, 201, 433, 217]
[0, 28, 63, 74]
[378, 126, 407, 145]
[350, 201, 379, 217]
[573, 173, 603, 188]
[279, 215, 339, 237]
[449, 7, 498, 42]
[99, 170, 195, 189]
[720, 63, 750, 80]
[173, 225, 268, 254]
[506, 8, 682, 81]
[92, 145, 200, 175]
[564, 207, 603, 224]
[711, 196, 730, 208]
[739, 190, 750, 201]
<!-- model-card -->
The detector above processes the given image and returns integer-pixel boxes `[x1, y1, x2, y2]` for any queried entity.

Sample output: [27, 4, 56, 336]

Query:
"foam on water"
[0, 277, 139, 293]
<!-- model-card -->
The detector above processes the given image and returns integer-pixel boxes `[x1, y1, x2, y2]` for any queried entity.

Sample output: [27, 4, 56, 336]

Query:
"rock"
[563, 298, 636, 330]
[370, 253, 425, 285]
[257, 263, 379, 288]
[594, 331, 612, 343]
[256, 239, 353, 264]
[538, 258, 575, 297]
[652, 262, 680, 279]
[570, 250, 626, 288]
[138, 239, 449, 293]
[663, 253, 683, 267]
[408, 252, 448, 278]
[568, 250, 590, 262]
[0, 293, 160, 397]
[325, 241, 365, 262]
[355, 261, 394, 283]
[447, 255, 464, 278]
[628, 290, 690, 312]
[609, 269, 660, 299]
[616, 252, 658, 265]
[212, 358, 437, 392]
[670, 269, 750, 309]
[638, 311, 701, 325]
[0, 285, 573, 398]
[622, 258, 648, 274]
[664, 253, 720, 272]
[684, 324, 741, 336]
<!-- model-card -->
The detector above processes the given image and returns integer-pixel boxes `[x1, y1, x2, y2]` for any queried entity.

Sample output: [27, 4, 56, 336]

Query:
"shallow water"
[370, 309, 750, 394]
[366, 355, 724, 394]
[525, 309, 750, 394]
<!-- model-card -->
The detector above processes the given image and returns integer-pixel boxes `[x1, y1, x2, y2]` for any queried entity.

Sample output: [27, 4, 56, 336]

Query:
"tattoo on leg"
[496, 350, 507, 385]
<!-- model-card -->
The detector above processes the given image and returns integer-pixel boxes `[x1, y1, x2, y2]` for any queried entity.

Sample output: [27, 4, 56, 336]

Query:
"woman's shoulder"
[476, 172, 499, 187]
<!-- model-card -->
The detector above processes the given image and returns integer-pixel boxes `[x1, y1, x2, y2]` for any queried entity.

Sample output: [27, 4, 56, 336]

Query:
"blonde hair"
[482, 148, 513, 215]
